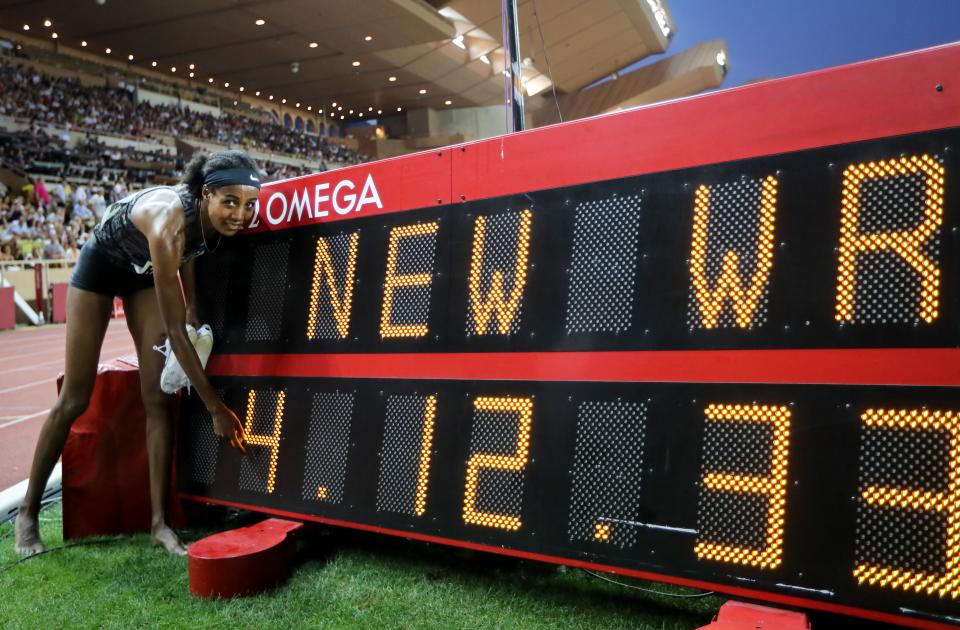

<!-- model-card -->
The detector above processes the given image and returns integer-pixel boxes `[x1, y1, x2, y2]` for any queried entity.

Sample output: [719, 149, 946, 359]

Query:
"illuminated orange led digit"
[689, 176, 778, 329]
[380, 221, 439, 338]
[594, 522, 611, 542]
[243, 389, 286, 494]
[463, 396, 533, 531]
[854, 409, 960, 598]
[834, 155, 945, 323]
[469, 209, 532, 335]
[694, 403, 791, 569]
[414, 395, 438, 516]
[307, 232, 359, 339]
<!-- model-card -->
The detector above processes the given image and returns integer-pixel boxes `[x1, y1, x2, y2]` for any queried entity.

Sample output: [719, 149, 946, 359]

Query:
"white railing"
[0, 258, 76, 275]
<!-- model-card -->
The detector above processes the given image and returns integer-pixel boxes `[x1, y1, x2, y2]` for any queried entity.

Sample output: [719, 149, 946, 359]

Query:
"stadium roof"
[0, 0, 723, 123]
[431, 0, 673, 94]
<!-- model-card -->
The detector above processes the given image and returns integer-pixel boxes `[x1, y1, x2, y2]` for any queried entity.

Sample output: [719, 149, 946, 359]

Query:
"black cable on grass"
[580, 568, 715, 598]
[0, 538, 124, 575]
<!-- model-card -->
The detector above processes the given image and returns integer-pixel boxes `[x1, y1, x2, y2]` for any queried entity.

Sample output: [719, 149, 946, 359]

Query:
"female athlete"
[14, 150, 259, 556]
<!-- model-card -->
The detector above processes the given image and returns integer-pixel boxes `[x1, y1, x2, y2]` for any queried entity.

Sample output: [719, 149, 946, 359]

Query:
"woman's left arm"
[180, 258, 200, 328]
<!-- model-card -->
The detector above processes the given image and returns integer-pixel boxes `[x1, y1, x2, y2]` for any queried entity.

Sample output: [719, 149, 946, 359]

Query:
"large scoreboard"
[178, 44, 960, 628]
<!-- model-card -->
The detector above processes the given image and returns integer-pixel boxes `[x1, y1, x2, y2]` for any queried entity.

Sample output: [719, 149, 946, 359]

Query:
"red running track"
[0, 320, 135, 491]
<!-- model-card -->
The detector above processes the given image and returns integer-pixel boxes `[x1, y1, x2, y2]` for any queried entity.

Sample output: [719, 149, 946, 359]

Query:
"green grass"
[0, 504, 723, 629]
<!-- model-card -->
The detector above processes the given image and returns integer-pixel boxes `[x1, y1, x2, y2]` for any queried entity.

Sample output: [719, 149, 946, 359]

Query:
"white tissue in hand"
[156, 324, 214, 394]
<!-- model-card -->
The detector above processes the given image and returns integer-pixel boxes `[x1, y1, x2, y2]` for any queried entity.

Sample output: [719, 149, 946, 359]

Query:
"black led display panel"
[180, 127, 960, 626]
[180, 378, 960, 621]
[195, 128, 959, 355]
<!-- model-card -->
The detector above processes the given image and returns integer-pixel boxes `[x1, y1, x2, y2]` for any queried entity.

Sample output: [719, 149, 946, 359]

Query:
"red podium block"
[699, 601, 810, 630]
[49, 282, 68, 323]
[61, 357, 186, 539]
[0, 286, 14, 330]
[188, 518, 305, 598]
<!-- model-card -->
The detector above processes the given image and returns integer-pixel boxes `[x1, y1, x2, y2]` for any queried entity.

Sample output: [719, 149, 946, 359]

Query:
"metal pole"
[503, 0, 525, 131]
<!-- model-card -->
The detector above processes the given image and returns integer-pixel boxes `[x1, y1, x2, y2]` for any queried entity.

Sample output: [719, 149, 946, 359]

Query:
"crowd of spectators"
[0, 123, 310, 185]
[0, 58, 368, 166]
[0, 126, 181, 186]
[0, 177, 112, 263]
[0, 51, 376, 261]
[0, 155, 324, 262]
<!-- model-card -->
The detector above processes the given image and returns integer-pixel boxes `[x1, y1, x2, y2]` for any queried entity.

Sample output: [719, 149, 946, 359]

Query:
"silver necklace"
[198, 199, 221, 253]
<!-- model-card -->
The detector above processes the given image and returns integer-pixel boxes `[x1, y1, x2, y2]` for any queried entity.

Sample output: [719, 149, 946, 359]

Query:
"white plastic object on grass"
[0, 463, 61, 524]
[154, 324, 214, 394]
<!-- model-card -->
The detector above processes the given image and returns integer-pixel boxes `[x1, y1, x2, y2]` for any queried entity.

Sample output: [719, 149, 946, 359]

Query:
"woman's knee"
[140, 386, 171, 416]
[53, 389, 92, 423]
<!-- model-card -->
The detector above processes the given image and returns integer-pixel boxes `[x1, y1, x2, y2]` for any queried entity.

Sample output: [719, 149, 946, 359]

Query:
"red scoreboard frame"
[179, 43, 960, 628]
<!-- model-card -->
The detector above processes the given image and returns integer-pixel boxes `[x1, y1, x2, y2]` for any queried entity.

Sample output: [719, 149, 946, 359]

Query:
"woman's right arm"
[137, 190, 246, 449]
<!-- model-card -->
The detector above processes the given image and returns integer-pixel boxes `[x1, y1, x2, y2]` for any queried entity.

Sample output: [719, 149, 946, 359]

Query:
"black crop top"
[92, 184, 208, 274]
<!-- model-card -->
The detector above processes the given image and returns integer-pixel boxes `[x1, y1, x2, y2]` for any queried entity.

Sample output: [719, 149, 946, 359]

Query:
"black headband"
[204, 167, 261, 190]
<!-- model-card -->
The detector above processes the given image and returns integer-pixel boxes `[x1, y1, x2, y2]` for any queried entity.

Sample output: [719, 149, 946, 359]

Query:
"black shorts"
[69, 240, 155, 297]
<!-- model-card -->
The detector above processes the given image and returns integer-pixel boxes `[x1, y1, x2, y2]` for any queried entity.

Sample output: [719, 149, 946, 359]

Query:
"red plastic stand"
[0, 286, 13, 329]
[698, 601, 810, 630]
[188, 518, 305, 598]
[33, 264, 44, 318]
[61, 357, 186, 539]
[49, 282, 68, 323]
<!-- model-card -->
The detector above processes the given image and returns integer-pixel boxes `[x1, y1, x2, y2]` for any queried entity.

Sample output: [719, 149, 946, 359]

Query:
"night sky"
[627, 0, 960, 89]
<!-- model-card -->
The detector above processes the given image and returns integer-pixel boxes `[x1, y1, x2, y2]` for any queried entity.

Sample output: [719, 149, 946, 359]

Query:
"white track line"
[0, 328, 111, 348]
[0, 347, 134, 395]
[1, 338, 80, 355]
[0, 408, 49, 430]
[0, 344, 137, 385]
[0, 341, 134, 377]
[0, 377, 59, 396]
[1, 333, 132, 363]
[0, 327, 74, 341]
[2, 340, 107, 362]
[0, 323, 127, 351]
[0, 335, 68, 349]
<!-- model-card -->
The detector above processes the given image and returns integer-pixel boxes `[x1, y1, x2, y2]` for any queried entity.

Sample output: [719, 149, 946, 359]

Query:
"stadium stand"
[0, 44, 371, 262]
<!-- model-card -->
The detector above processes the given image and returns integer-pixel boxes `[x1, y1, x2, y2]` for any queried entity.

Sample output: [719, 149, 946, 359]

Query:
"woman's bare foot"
[150, 523, 188, 556]
[14, 512, 44, 558]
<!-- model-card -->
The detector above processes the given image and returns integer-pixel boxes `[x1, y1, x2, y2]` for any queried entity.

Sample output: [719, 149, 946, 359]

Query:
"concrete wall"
[1, 266, 72, 310]
[405, 105, 507, 143]
[379, 114, 408, 139]
[180, 100, 221, 116]
[405, 108, 436, 137]
[0, 165, 26, 191]
[94, 134, 174, 154]
[137, 88, 221, 116]
[3, 266, 73, 324]
[137, 88, 179, 109]
[370, 138, 409, 159]
[431, 104, 507, 141]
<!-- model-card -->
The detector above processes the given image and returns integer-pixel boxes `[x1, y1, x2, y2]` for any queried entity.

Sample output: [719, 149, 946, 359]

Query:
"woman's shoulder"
[127, 186, 190, 230]
[133, 185, 188, 211]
